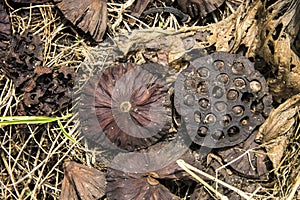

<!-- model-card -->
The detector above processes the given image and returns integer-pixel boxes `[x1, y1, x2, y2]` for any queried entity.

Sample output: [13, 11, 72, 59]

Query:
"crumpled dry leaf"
[177, 0, 225, 18]
[257, 0, 300, 102]
[53, 0, 108, 42]
[8, 0, 49, 3]
[256, 93, 300, 143]
[0, 3, 11, 42]
[256, 93, 300, 168]
[131, 0, 151, 18]
[218, 133, 270, 180]
[60, 160, 106, 200]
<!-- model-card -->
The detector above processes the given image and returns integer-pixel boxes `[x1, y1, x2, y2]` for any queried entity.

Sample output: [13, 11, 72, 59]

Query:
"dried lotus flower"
[60, 160, 106, 200]
[80, 62, 172, 151]
[106, 169, 181, 200]
[106, 146, 197, 200]
[176, 0, 225, 18]
[53, 0, 108, 41]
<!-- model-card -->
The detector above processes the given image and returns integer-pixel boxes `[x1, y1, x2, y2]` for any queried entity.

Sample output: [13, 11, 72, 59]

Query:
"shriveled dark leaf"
[217, 133, 271, 180]
[8, 0, 49, 3]
[0, 3, 10, 41]
[53, 0, 108, 41]
[106, 145, 200, 200]
[107, 169, 181, 200]
[176, 0, 225, 18]
[60, 161, 106, 200]
[131, 0, 151, 18]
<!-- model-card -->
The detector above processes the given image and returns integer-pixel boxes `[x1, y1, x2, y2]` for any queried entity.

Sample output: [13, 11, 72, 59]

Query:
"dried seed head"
[81, 63, 171, 151]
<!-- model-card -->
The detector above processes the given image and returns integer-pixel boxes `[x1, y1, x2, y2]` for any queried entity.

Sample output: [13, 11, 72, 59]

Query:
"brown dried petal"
[131, 0, 151, 18]
[60, 161, 106, 200]
[0, 3, 11, 42]
[9, 0, 49, 3]
[54, 0, 108, 41]
[217, 133, 270, 180]
[107, 168, 181, 200]
[177, 0, 225, 18]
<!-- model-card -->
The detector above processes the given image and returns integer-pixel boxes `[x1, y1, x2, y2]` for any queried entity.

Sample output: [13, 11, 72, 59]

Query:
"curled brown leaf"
[53, 0, 108, 41]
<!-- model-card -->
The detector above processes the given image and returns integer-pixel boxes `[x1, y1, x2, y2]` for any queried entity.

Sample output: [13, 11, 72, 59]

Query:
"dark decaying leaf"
[53, 0, 108, 41]
[106, 151, 195, 200]
[107, 169, 181, 200]
[0, 2, 11, 54]
[60, 160, 106, 200]
[131, 0, 151, 18]
[8, 0, 49, 3]
[217, 133, 271, 180]
[106, 145, 199, 200]
[176, 0, 225, 18]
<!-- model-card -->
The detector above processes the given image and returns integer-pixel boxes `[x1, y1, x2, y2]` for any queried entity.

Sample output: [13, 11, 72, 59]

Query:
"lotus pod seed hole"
[184, 94, 195, 106]
[250, 80, 262, 92]
[228, 126, 240, 137]
[197, 67, 210, 78]
[212, 130, 225, 140]
[232, 105, 244, 116]
[212, 86, 224, 99]
[227, 89, 239, 101]
[216, 73, 229, 85]
[199, 98, 210, 109]
[232, 61, 244, 74]
[221, 114, 232, 126]
[204, 113, 217, 124]
[214, 101, 227, 112]
[234, 78, 246, 89]
[197, 81, 209, 94]
[197, 126, 208, 137]
[213, 60, 225, 71]
[240, 116, 249, 126]
[194, 111, 201, 123]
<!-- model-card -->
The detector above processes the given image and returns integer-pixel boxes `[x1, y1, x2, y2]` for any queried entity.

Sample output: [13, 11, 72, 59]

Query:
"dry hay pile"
[0, 0, 300, 199]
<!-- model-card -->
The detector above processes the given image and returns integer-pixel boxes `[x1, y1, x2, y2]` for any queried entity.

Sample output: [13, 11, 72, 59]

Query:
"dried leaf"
[0, 3, 11, 41]
[218, 133, 270, 180]
[8, 0, 49, 3]
[256, 93, 300, 143]
[53, 0, 108, 41]
[176, 0, 225, 18]
[60, 161, 106, 200]
[131, 0, 151, 18]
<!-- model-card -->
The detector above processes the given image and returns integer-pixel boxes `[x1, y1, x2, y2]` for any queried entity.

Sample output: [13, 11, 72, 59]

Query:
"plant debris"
[106, 148, 198, 200]
[60, 160, 106, 200]
[176, 0, 225, 18]
[53, 0, 108, 41]
[217, 133, 271, 180]
[0, 2, 11, 53]
[256, 93, 300, 168]
[1, 0, 300, 199]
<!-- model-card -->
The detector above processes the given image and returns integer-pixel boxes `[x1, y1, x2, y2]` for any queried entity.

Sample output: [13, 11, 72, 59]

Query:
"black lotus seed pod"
[175, 52, 272, 148]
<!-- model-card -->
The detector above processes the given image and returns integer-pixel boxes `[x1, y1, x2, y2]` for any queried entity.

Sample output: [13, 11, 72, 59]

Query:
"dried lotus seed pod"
[175, 52, 272, 148]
